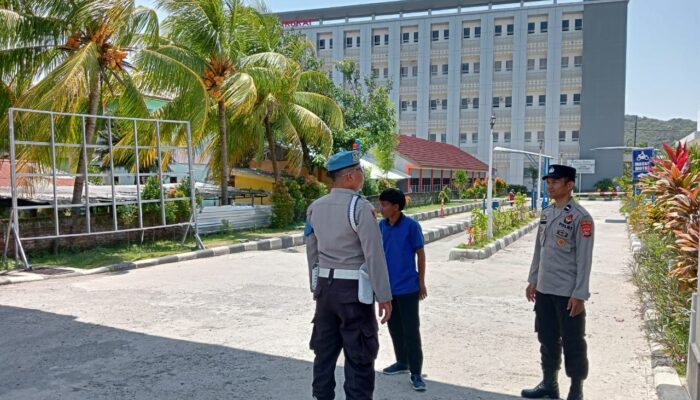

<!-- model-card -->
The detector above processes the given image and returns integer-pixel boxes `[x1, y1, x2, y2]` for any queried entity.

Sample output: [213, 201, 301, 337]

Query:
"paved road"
[0, 201, 656, 399]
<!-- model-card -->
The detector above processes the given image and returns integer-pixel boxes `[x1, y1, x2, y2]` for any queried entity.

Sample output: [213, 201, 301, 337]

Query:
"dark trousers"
[534, 291, 588, 380]
[387, 291, 423, 375]
[310, 277, 379, 400]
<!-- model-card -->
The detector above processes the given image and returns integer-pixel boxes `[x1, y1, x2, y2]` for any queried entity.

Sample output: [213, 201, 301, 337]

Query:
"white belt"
[318, 267, 360, 280]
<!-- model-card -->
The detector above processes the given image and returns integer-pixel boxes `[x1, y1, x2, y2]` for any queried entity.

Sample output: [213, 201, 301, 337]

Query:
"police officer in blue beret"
[305, 146, 393, 400]
[523, 164, 594, 400]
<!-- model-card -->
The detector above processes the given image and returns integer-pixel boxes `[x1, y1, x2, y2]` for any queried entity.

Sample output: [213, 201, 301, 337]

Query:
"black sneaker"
[410, 374, 427, 391]
[382, 362, 410, 375]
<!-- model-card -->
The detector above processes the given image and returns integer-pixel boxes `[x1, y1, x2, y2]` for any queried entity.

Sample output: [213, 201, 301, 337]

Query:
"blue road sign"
[632, 148, 654, 181]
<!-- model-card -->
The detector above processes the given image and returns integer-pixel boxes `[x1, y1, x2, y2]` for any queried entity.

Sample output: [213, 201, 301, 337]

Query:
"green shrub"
[376, 177, 396, 192]
[438, 186, 452, 204]
[594, 178, 614, 192]
[284, 178, 306, 222]
[301, 176, 327, 209]
[508, 184, 528, 194]
[271, 181, 295, 228]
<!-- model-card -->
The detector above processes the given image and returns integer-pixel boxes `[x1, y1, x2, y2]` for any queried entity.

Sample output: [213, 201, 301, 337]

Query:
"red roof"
[396, 135, 488, 171]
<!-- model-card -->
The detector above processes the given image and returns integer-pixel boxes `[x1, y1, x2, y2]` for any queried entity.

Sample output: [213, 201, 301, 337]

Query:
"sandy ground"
[0, 200, 656, 399]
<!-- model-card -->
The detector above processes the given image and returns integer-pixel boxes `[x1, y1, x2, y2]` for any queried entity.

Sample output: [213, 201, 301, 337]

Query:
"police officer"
[522, 165, 594, 400]
[305, 149, 393, 400]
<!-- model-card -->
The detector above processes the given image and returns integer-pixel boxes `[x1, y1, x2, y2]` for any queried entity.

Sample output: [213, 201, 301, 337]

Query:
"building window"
[412, 100, 417, 111]
[461, 98, 469, 109]
[345, 37, 353, 48]
[572, 130, 580, 142]
[443, 29, 449, 40]
[506, 60, 513, 72]
[507, 24, 514, 36]
[412, 66, 418, 76]
[526, 95, 533, 106]
[401, 101, 408, 112]
[383, 68, 388, 78]
[371, 68, 379, 78]
[414, 31, 419, 43]
[525, 131, 532, 142]
[329, 38, 333, 49]
[573, 93, 581, 105]
[400, 66, 408, 78]
[561, 56, 569, 68]
[356, 36, 360, 47]
[528, 22, 535, 34]
[432, 30, 439, 41]
[428, 133, 437, 141]
[504, 131, 511, 143]
[442, 64, 449, 75]
[463, 27, 470, 38]
[538, 95, 546, 106]
[460, 133, 467, 145]
[440, 133, 447, 143]
[494, 61, 502, 72]
[402, 32, 410, 44]
[473, 98, 479, 109]
[540, 21, 548, 33]
[373, 35, 381, 46]
[575, 18, 582, 31]
[527, 59, 535, 71]
[492, 97, 500, 108]
[493, 132, 498, 142]
[430, 99, 437, 110]
[384, 34, 389, 45]
[505, 96, 512, 108]
[537, 131, 544, 143]
[539, 57, 547, 70]
[430, 64, 438, 76]
[461, 63, 469, 74]
[474, 26, 481, 38]
[560, 94, 567, 105]
[472, 132, 479, 143]
[562, 19, 570, 32]
[318, 39, 325, 50]
[474, 62, 480, 73]
[574, 55, 583, 67]
[441, 99, 448, 110]
[559, 131, 566, 142]
[495, 25, 502, 36]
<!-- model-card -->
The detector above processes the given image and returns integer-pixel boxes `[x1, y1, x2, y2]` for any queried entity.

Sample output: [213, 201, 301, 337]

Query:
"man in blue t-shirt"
[378, 188, 427, 392]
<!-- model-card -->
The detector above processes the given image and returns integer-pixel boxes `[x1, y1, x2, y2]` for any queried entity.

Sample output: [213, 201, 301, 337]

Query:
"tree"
[132, 0, 265, 205]
[453, 170, 469, 194]
[0, 0, 159, 207]
[332, 58, 398, 173]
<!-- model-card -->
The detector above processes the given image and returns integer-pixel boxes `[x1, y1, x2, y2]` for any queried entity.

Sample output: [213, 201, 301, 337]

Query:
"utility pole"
[633, 115, 638, 147]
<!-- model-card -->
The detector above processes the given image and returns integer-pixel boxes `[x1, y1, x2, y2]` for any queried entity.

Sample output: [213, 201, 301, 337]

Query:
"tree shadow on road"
[0, 305, 524, 400]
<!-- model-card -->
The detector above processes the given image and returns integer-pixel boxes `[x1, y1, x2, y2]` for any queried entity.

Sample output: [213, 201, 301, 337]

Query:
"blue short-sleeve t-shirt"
[379, 214, 424, 295]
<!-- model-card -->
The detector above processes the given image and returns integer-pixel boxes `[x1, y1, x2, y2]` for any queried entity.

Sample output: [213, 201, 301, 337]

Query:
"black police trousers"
[534, 291, 588, 380]
[387, 291, 423, 375]
[310, 276, 379, 400]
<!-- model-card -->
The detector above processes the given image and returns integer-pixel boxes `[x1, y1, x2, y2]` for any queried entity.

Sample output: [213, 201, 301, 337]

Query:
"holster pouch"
[311, 264, 319, 291]
[358, 263, 373, 304]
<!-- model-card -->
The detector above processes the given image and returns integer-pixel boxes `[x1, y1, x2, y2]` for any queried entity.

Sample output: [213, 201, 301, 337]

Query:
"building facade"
[277, 0, 628, 189]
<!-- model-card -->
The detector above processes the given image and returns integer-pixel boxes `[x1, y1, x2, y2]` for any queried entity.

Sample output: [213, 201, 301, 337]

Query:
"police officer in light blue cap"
[305, 143, 393, 400]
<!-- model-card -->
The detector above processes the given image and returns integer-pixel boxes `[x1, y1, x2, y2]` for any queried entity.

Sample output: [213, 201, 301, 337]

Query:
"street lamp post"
[537, 142, 543, 211]
[486, 114, 496, 239]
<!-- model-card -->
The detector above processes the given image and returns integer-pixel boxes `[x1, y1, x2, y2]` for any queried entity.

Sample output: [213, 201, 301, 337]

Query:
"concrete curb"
[629, 233, 691, 400]
[448, 220, 539, 261]
[0, 205, 477, 286]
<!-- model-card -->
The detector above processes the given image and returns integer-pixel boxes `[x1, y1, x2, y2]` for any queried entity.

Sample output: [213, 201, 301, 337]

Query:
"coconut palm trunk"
[71, 72, 101, 211]
[218, 99, 229, 205]
[264, 115, 280, 182]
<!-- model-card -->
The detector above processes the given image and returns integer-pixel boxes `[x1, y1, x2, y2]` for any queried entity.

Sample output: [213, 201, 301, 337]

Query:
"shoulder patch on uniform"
[304, 222, 314, 237]
[581, 220, 593, 238]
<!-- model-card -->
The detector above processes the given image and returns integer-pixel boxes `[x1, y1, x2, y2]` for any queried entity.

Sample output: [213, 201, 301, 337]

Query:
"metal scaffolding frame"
[4, 108, 203, 269]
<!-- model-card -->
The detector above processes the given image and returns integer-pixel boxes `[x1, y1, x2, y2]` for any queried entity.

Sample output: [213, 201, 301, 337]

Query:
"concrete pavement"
[0, 200, 657, 399]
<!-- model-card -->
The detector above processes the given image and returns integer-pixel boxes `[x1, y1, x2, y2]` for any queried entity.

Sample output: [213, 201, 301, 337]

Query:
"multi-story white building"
[277, 0, 628, 189]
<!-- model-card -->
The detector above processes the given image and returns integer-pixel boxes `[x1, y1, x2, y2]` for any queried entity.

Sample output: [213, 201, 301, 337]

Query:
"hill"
[624, 115, 696, 148]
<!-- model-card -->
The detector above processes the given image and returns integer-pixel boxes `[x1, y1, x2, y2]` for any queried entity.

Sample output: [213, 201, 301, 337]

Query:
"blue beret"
[326, 150, 360, 173]
[542, 164, 577, 180]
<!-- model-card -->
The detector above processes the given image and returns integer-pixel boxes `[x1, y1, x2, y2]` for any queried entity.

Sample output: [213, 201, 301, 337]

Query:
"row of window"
[420, 56, 581, 77]
[401, 93, 581, 112]
[455, 130, 580, 145]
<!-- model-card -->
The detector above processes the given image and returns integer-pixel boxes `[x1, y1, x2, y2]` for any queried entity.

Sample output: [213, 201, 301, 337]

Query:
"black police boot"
[566, 379, 583, 400]
[521, 370, 560, 399]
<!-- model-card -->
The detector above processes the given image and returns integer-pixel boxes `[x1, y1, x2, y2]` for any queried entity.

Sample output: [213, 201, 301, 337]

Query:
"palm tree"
[230, 52, 343, 182]
[132, 0, 265, 205]
[0, 0, 159, 207]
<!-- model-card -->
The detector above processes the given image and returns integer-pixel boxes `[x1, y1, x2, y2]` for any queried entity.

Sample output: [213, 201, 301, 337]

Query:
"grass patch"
[631, 231, 690, 375]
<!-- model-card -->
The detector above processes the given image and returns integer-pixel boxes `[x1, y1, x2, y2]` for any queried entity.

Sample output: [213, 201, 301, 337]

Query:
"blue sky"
[137, 0, 700, 122]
